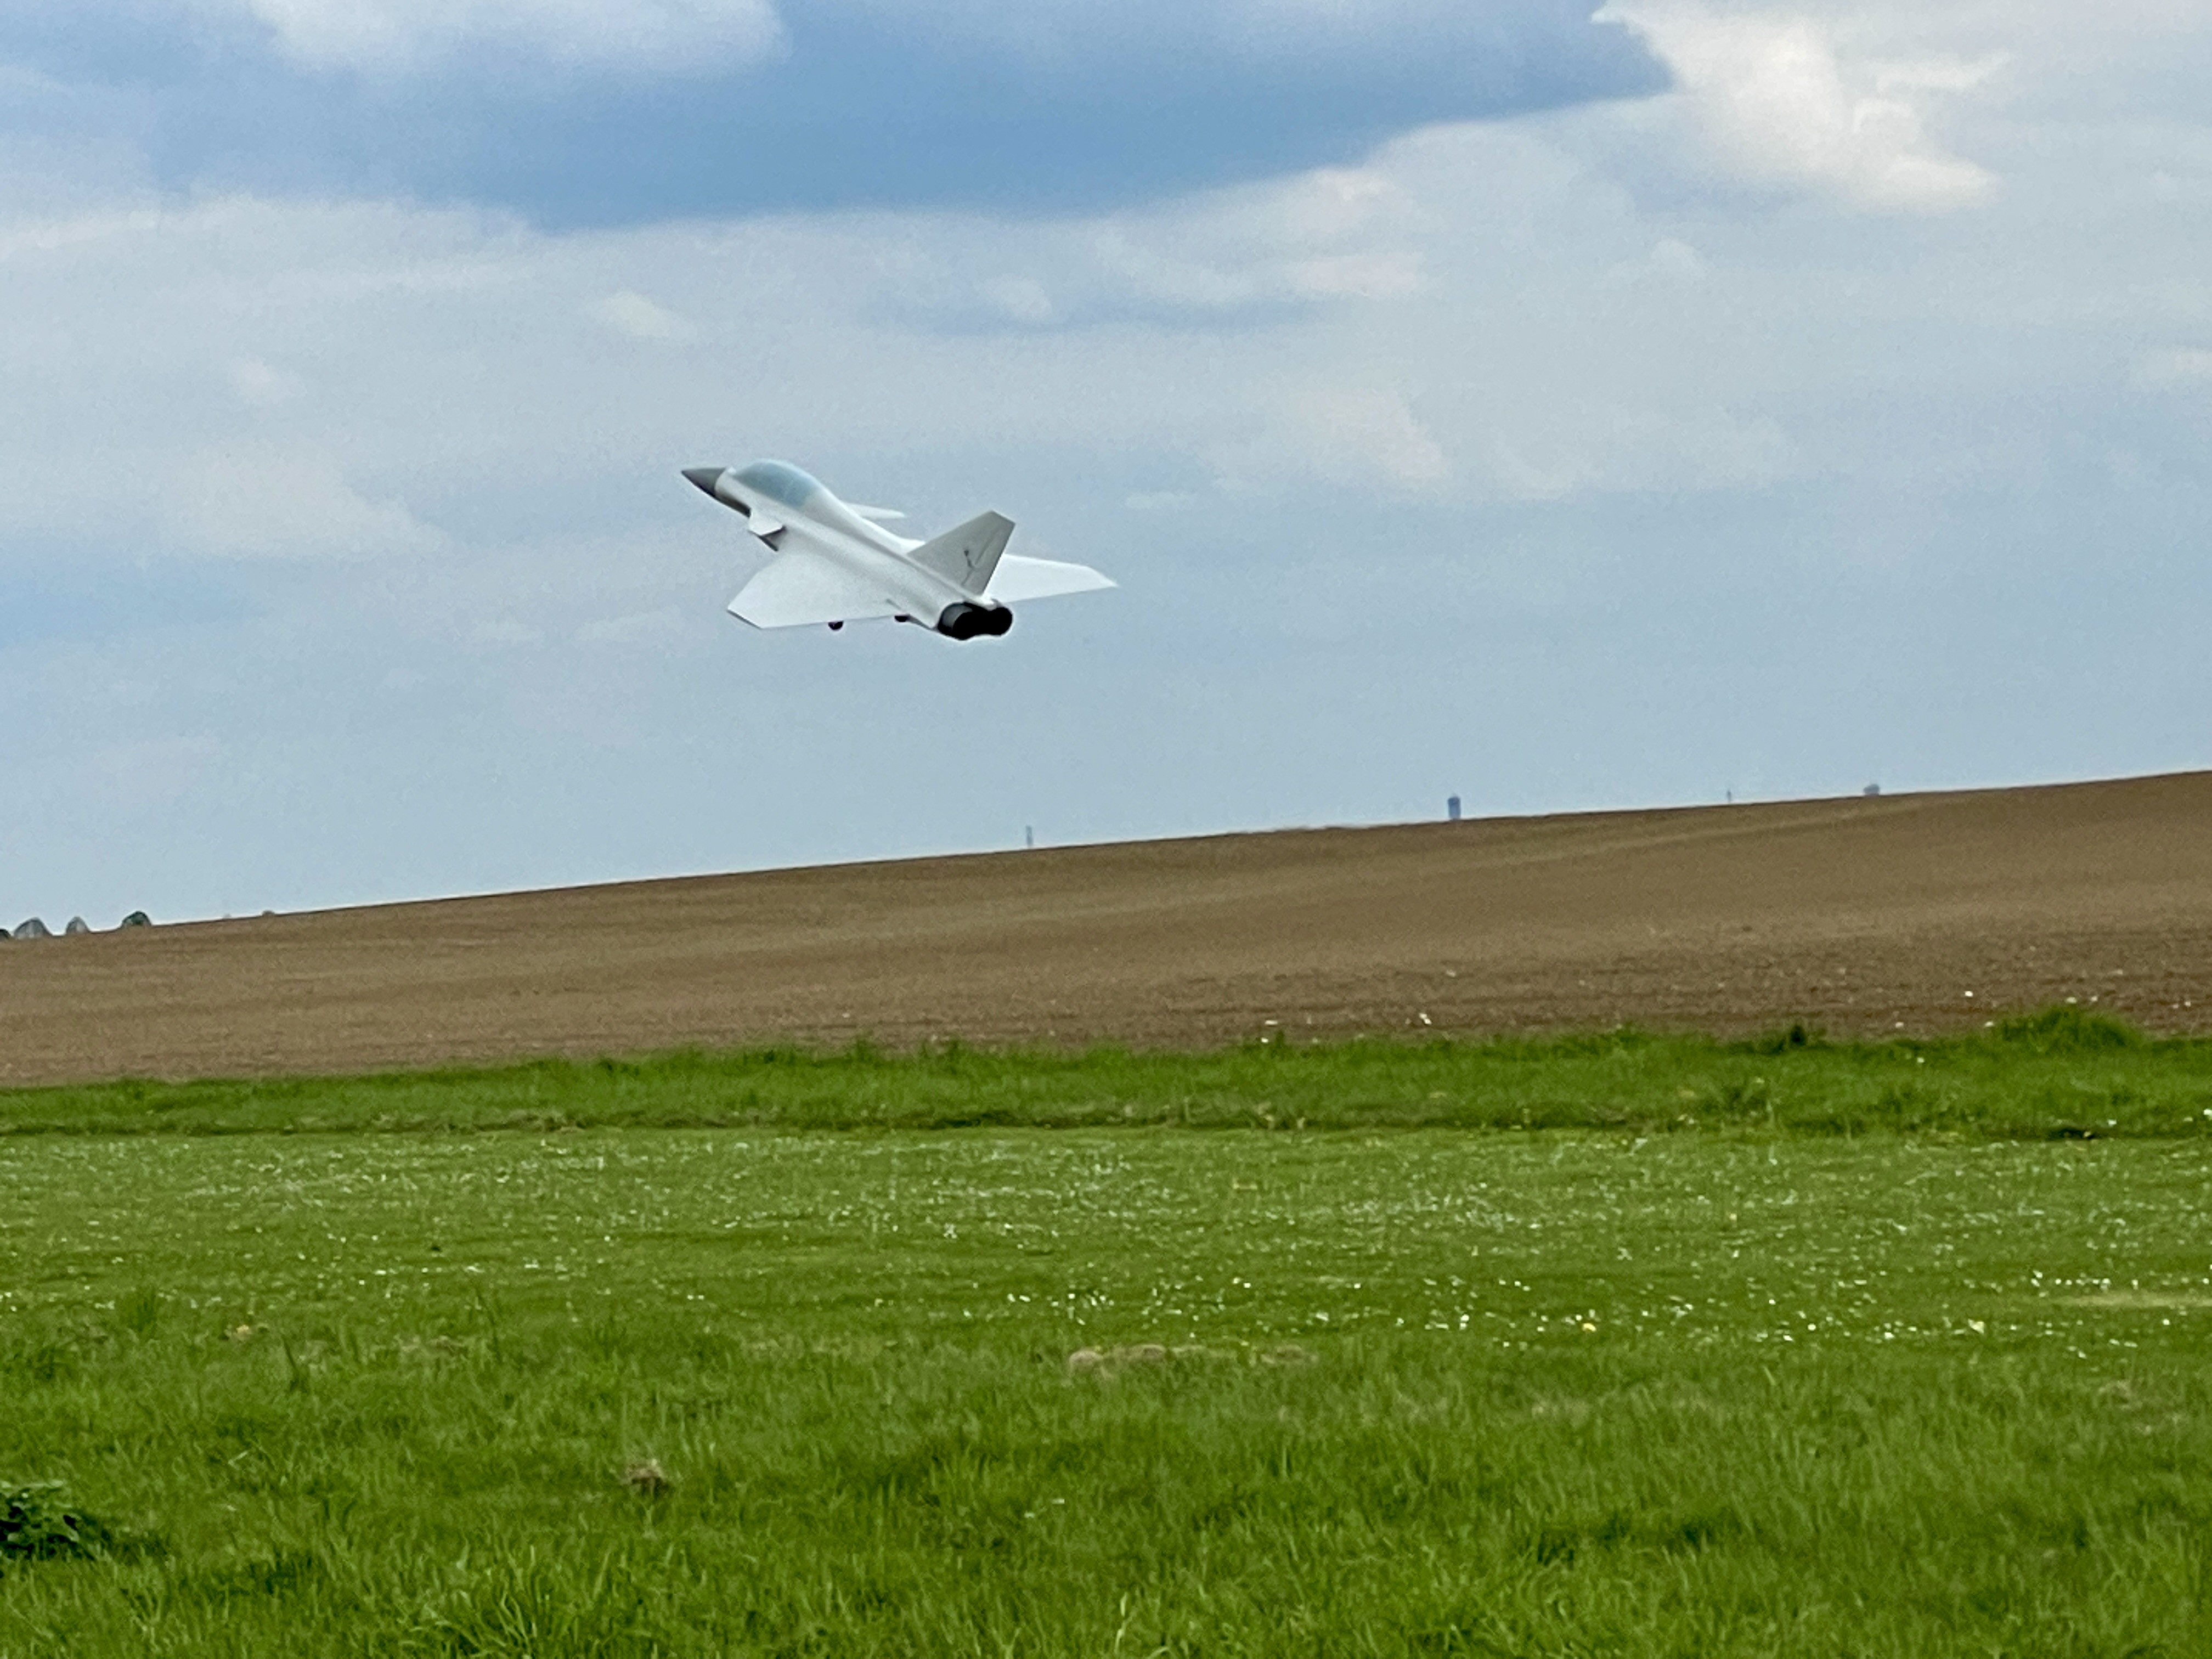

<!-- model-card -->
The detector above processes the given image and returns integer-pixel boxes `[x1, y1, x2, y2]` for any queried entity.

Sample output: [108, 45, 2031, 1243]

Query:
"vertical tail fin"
[908, 511, 1014, 594]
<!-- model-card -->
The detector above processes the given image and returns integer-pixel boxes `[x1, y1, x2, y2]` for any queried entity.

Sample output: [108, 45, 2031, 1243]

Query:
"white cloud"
[1213, 386, 1451, 493]
[1647, 236, 1705, 281]
[238, 0, 785, 72]
[1472, 405, 1795, 502]
[1090, 163, 1425, 312]
[592, 290, 698, 341]
[1330, 388, 1451, 486]
[575, 607, 686, 645]
[165, 447, 445, 558]
[862, 159, 1423, 331]
[1596, 2, 1997, 212]
[1296, 387, 1451, 487]
[226, 357, 302, 405]
[979, 275, 1057, 325]
[470, 619, 545, 646]
[2137, 346, 2212, 385]
[1284, 252, 1423, 301]
[1599, 235, 1707, 289]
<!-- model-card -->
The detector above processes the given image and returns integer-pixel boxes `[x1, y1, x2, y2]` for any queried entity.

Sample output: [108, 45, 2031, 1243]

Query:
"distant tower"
[1025, 826, 1035, 849]
[1446, 795, 1462, 822]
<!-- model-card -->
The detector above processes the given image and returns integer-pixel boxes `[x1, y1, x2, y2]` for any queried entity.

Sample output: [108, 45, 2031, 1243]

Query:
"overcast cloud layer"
[0, 1, 1662, 223]
[2, 1, 2209, 923]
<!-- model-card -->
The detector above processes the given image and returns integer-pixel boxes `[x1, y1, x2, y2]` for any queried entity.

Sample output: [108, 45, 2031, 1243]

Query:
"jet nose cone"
[682, 466, 725, 496]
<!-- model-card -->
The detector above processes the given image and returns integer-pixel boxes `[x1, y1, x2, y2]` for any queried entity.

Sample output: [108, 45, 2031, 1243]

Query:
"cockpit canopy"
[733, 460, 825, 510]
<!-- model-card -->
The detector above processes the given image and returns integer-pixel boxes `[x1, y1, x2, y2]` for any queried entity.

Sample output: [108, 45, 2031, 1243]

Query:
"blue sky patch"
[0, 560, 251, 653]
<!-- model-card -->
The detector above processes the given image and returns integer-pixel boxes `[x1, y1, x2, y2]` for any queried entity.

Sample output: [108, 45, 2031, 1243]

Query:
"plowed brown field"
[5, 771, 2211, 1086]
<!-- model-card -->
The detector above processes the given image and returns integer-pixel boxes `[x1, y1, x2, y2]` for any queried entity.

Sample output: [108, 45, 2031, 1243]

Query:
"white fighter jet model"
[683, 459, 1114, 639]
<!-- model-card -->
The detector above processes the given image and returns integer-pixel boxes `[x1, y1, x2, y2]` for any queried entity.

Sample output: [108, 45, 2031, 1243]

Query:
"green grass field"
[7, 1007, 2212, 1141]
[5, 1015, 2212, 1655]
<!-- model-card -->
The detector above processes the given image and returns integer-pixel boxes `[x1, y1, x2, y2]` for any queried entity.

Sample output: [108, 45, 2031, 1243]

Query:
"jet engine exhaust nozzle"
[935, 602, 1013, 640]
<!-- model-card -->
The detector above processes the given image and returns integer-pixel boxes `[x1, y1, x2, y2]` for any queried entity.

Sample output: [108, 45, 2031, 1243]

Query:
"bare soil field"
[3, 771, 2210, 1085]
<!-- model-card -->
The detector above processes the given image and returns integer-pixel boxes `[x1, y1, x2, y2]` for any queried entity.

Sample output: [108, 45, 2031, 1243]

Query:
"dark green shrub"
[1991, 1006, 2143, 1054]
[1736, 1022, 1825, 1054]
[117, 1287, 161, 1337]
[2, 1482, 110, 1560]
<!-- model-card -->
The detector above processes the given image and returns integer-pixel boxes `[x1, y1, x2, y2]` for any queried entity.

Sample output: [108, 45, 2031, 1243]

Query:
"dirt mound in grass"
[5, 770, 2212, 1085]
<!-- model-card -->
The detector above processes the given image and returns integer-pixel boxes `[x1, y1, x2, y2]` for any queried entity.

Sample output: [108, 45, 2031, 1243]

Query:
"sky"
[1, 0, 2209, 924]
